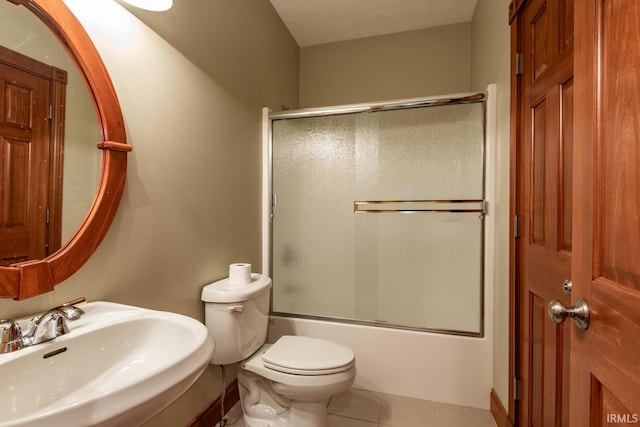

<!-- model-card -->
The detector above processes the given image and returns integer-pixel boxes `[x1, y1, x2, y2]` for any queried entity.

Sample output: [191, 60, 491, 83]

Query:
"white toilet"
[201, 274, 356, 427]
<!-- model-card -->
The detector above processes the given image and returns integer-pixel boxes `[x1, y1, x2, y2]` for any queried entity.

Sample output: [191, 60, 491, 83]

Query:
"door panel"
[528, 293, 570, 427]
[531, 98, 546, 246]
[531, 4, 548, 79]
[559, 76, 573, 252]
[599, 1, 640, 290]
[514, 0, 574, 425]
[571, 0, 640, 424]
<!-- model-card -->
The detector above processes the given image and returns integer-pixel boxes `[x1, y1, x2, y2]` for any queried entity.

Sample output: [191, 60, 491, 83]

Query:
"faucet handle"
[61, 296, 87, 307]
[31, 297, 87, 324]
[0, 319, 25, 353]
[55, 298, 86, 321]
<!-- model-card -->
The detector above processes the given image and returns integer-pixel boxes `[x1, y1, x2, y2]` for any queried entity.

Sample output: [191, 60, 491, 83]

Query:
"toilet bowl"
[239, 337, 355, 427]
[201, 274, 356, 427]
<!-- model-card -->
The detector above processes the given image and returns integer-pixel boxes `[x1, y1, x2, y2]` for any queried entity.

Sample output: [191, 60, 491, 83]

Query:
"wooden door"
[0, 57, 51, 265]
[512, 0, 574, 425]
[571, 0, 640, 424]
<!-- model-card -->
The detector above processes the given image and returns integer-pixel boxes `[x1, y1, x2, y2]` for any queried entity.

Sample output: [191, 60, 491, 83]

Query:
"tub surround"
[268, 316, 492, 410]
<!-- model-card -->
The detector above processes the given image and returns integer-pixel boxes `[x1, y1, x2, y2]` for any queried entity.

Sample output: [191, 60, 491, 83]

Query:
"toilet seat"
[262, 336, 355, 375]
[241, 341, 356, 394]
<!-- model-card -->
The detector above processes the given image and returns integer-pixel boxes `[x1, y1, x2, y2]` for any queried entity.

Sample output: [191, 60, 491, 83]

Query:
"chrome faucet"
[24, 308, 76, 346]
[0, 297, 86, 354]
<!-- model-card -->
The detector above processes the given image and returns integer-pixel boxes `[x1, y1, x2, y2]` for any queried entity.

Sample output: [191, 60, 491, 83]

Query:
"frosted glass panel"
[272, 115, 356, 318]
[271, 100, 485, 335]
[356, 103, 484, 200]
[355, 212, 483, 332]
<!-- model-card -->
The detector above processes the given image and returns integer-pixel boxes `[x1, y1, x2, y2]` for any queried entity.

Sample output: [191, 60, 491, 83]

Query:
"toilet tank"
[201, 274, 272, 365]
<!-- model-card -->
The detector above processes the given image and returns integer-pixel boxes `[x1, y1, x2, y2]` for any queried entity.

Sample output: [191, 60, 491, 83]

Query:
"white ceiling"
[269, 0, 479, 47]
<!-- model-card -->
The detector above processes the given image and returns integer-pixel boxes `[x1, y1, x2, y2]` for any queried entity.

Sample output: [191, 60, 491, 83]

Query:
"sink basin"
[0, 301, 214, 427]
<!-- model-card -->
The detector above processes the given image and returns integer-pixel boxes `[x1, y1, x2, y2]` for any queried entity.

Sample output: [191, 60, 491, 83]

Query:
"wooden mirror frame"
[0, 0, 131, 299]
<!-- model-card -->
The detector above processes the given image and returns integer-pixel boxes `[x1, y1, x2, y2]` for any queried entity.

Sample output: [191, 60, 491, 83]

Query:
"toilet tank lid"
[201, 274, 272, 303]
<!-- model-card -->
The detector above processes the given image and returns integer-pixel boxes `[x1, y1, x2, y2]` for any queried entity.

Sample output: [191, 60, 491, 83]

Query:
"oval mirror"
[0, 0, 131, 299]
[0, 1, 102, 263]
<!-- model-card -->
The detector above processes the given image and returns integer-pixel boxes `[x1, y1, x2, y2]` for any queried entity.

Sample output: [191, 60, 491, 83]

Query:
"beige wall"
[0, 1, 298, 426]
[299, 23, 472, 108]
[471, 0, 512, 408]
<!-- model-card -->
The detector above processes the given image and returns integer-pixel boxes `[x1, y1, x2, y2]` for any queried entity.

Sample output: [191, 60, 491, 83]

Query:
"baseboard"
[188, 379, 240, 427]
[490, 389, 513, 427]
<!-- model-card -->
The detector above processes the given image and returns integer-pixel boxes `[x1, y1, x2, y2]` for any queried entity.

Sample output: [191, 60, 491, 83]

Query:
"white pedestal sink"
[0, 301, 214, 427]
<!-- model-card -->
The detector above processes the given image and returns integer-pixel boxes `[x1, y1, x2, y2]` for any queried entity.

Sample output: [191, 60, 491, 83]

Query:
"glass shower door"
[271, 100, 485, 335]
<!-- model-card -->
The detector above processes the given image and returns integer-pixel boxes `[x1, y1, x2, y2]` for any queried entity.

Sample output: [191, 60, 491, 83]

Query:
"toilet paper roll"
[229, 263, 252, 285]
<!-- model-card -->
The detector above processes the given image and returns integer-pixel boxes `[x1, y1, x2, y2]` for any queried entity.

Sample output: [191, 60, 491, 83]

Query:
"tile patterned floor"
[221, 388, 497, 427]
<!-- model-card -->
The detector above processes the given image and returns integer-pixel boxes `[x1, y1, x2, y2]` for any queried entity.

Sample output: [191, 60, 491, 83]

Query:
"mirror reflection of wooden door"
[0, 49, 63, 266]
[571, 0, 640, 424]
[513, 0, 574, 425]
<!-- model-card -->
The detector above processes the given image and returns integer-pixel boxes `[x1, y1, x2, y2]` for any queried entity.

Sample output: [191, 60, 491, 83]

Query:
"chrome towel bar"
[353, 200, 486, 214]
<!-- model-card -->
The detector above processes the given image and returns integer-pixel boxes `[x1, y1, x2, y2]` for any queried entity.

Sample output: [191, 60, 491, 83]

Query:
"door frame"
[508, 1, 523, 425]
